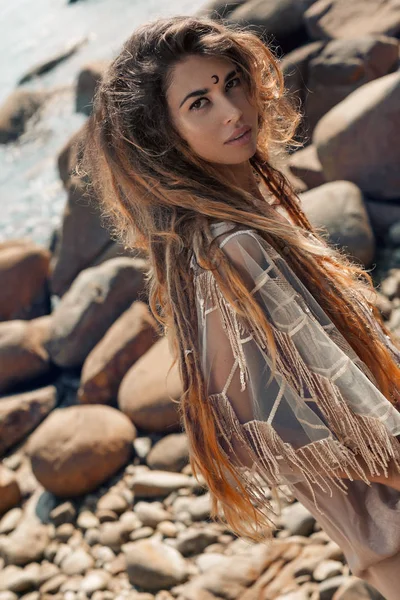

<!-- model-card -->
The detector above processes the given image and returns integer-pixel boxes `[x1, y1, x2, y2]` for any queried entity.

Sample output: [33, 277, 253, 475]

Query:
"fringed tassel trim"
[269, 326, 400, 479]
[209, 391, 400, 522]
[195, 268, 253, 392]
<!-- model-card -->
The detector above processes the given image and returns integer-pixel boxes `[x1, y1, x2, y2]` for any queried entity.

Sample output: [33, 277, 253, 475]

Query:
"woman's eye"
[226, 77, 241, 90]
[189, 78, 241, 111]
[189, 98, 208, 111]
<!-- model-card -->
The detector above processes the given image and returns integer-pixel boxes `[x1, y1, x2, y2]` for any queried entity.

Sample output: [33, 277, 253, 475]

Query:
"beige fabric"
[189, 220, 400, 599]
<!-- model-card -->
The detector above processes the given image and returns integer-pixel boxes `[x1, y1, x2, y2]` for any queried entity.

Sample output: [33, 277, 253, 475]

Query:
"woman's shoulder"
[209, 220, 236, 236]
[190, 220, 247, 273]
[209, 220, 258, 244]
[190, 220, 279, 274]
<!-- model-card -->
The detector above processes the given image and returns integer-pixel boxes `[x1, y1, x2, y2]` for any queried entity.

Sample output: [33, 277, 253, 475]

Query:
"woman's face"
[166, 55, 258, 165]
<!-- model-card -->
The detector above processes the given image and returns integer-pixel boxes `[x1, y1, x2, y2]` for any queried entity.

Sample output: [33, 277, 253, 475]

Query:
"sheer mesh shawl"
[189, 220, 400, 528]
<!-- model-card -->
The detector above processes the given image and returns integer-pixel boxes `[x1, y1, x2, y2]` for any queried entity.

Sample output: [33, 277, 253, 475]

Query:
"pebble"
[77, 511, 100, 530]
[119, 511, 142, 533]
[0, 593, 18, 600]
[61, 549, 94, 576]
[175, 528, 220, 557]
[97, 493, 129, 515]
[133, 502, 170, 528]
[99, 522, 131, 551]
[55, 523, 75, 542]
[40, 574, 67, 594]
[50, 503, 76, 527]
[84, 528, 100, 546]
[129, 526, 154, 541]
[0, 508, 22, 534]
[156, 521, 178, 538]
[80, 570, 111, 595]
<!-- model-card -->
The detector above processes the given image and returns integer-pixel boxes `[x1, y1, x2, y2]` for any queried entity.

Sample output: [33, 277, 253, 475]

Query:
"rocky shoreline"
[1, 1, 400, 599]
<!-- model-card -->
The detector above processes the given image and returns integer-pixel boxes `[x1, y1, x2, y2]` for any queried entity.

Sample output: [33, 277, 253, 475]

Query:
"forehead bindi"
[169, 58, 239, 112]
[169, 57, 233, 96]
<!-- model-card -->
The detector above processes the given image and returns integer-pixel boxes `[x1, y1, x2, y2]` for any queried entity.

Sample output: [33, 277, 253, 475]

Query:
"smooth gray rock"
[314, 71, 400, 200]
[46, 257, 147, 368]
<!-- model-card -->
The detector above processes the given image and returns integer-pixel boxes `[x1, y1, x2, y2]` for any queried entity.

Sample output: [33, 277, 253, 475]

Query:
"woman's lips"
[224, 127, 252, 146]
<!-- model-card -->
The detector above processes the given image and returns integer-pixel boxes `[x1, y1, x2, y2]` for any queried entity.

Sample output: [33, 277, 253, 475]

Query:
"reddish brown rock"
[0, 385, 56, 457]
[0, 240, 50, 321]
[0, 315, 52, 394]
[53, 124, 143, 296]
[304, 0, 400, 41]
[78, 301, 159, 405]
[28, 404, 136, 496]
[118, 336, 182, 433]
[46, 257, 148, 368]
[49, 178, 129, 298]
[0, 466, 21, 516]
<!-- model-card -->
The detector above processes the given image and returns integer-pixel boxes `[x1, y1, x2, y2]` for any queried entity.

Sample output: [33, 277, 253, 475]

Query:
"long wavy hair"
[77, 14, 400, 542]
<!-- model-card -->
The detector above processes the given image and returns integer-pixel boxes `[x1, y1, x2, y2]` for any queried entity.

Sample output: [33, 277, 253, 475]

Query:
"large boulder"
[281, 41, 323, 105]
[118, 336, 182, 433]
[57, 123, 87, 190]
[0, 386, 56, 457]
[313, 71, 400, 200]
[0, 316, 52, 395]
[288, 145, 325, 190]
[0, 240, 50, 321]
[364, 199, 400, 241]
[196, 0, 247, 19]
[50, 177, 136, 297]
[78, 301, 159, 405]
[304, 0, 400, 40]
[227, 0, 317, 54]
[45, 256, 148, 368]
[0, 466, 21, 516]
[304, 35, 399, 132]
[53, 124, 143, 296]
[76, 61, 110, 115]
[0, 89, 48, 143]
[300, 181, 375, 267]
[28, 404, 136, 496]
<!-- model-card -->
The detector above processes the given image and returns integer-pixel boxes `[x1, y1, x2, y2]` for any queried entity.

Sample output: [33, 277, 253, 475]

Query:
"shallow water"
[0, 0, 207, 246]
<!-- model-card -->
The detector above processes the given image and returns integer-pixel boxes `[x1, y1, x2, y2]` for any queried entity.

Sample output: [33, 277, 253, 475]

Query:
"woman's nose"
[221, 99, 243, 125]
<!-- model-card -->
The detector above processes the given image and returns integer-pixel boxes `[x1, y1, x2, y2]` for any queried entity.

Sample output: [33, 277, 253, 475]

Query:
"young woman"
[79, 15, 400, 598]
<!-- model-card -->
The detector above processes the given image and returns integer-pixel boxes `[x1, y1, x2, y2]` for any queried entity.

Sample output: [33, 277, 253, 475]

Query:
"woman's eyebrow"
[179, 69, 238, 109]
